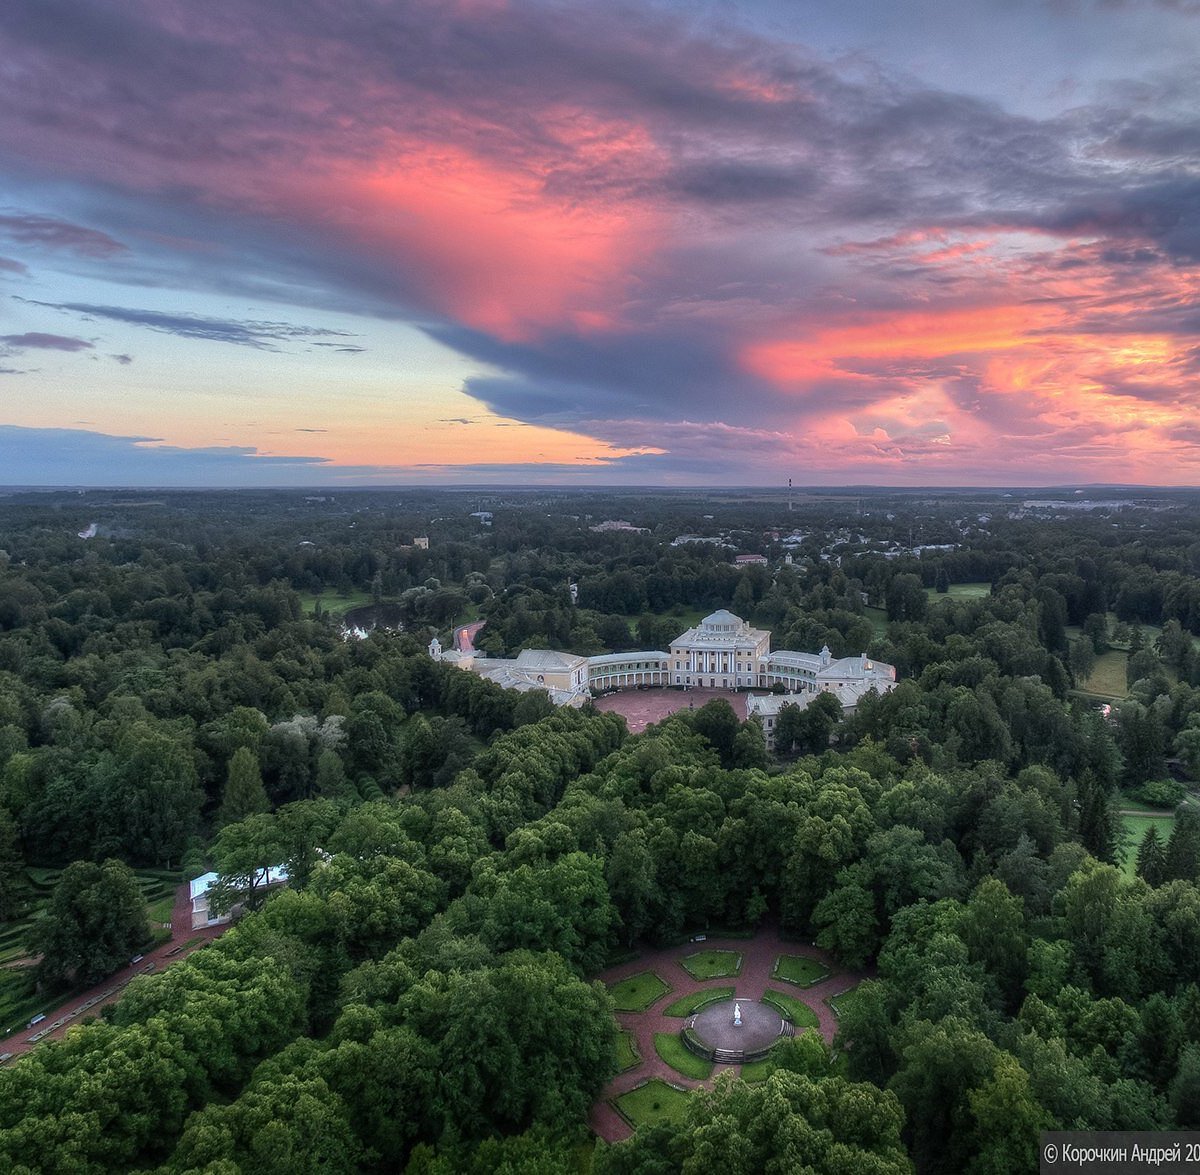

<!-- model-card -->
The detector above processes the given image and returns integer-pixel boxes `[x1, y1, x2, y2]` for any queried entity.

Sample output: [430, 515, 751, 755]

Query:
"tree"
[886, 573, 928, 622]
[0, 806, 28, 921]
[935, 567, 951, 594]
[794, 692, 842, 755]
[219, 746, 270, 826]
[1118, 702, 1167, 788]
[959, 878, 1027, 1013]
[1166, 811, 1200, 883]
[207, 813, 285, 916]
[1170, 1043, 1200, 1128]
[690, 699, 740, 767]
[813, 863, 880, 968]
[1136, 826, 1168, 887]
[774, 702, 804, 757]
[1069, 638, 1096, 685]
[167, 1071, 363, 1173]
[966, 1053, 1051, 1175]
[1083, 612, 1109, 653]
[29, 858, 149, 987]
[595, 1069, 911, 1175]
[888, 1016, 1000, 1175]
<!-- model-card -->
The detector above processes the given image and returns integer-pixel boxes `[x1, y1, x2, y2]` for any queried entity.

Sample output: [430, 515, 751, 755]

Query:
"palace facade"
[431, 609, 896, 709]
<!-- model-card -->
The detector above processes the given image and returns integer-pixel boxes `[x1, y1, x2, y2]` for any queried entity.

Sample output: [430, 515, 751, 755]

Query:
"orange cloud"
[304, 126, 663, 342]
[743, 304, 1053, 385]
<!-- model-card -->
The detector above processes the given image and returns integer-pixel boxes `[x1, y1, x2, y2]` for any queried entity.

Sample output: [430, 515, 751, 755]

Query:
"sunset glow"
[1, 0, 1199, 485]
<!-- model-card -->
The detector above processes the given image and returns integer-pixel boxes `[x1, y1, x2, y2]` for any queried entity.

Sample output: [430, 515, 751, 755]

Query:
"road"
[453, 619, 486, 652]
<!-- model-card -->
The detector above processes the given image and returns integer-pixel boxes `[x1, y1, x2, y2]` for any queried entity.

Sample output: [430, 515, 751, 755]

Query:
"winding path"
[589, 928, 867, 1142]
[453, 620, 486, 653]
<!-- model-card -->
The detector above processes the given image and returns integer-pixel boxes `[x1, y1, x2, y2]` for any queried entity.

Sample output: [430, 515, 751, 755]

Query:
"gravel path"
[588, 928, 867, 1142]
[592, 686, 752, 734]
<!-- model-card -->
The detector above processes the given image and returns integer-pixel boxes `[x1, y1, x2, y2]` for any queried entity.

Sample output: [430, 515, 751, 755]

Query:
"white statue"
[733, 1001, 742, 1026]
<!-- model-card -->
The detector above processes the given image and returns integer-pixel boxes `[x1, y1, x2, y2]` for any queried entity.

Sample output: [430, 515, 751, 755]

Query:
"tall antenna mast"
[788, 477, 793, 512]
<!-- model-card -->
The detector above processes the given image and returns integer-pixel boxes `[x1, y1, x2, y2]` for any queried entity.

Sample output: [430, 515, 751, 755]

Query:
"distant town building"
[671, 534, 730, 547]
[589, 519, 649, 533]
[413, 535, 429, 549]
[734, 554, 768, 566]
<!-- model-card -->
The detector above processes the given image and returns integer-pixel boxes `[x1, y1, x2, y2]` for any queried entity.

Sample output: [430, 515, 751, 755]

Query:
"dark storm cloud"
[435, 320, 780, 426]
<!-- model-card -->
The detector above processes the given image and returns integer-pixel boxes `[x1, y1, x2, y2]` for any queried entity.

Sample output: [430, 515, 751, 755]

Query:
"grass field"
[1120, 812, 1177, 879]
[663, 986, 734, 1017]
[654, 1032, 713, 1080]
[772, 955, 830, 988]
[828, 985, 862, 1019]
[298, 589, 373, 617]
[926, 582, 991, 601]
[864, 606, 889, 638]
[608, 971, 671, 1012]
[614, 1079, 692, 1129]
[680, 950, 742, 981]
[616, 1030, 640, 1072]
[1081, 649, 1129, 699]
[1118, 794, 1182, 813]
[762, 988, 820, 1030]
[739, 1053, 777, 1082]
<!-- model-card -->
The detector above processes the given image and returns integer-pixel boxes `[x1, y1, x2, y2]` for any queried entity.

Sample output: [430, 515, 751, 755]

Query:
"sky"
[0, 0, 1198, 487]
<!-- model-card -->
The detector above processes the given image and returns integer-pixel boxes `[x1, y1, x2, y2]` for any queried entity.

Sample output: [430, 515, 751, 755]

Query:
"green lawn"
[828, 985, 861, 1019]
[772, 954, 830, 988]
[298, 589, 374, 617]
[608, 971, 671, 1013]
[614, 1079, 692, 1130]
[663, 986, 734, 1017]
[762, 989, 820, 1030]
[1120, 812, 1177, 879]
[654, 1032, 713, 1080]
[926, 582, 991, 600]
[1081, 649, 1128, 699]
[1118, 794, 1179, 813]
[864, 606, 888, 638]
[739, 1054, 777, 1082]
[616, 1030, 640, 1072]
[680, 950, 742, 981]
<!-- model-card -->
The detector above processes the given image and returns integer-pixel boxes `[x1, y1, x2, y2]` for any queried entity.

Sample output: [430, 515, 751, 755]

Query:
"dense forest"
[2, 486, 1200, 1172]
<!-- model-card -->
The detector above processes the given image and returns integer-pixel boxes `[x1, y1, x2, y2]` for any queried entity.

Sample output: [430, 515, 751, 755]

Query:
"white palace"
[430, 608, 896, 711]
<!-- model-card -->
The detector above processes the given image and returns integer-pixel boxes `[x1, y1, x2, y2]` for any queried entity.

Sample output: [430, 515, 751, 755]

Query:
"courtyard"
[592, 686, 752, 733]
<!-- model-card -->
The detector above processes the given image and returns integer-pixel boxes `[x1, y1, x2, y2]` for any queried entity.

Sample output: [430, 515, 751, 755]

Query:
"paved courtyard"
[592, 686, 754, 733]
[589, 928, 864, 1143]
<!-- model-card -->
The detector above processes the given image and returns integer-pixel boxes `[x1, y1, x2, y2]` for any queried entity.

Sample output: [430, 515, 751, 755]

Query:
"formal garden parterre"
[591, 928, 864, 1142]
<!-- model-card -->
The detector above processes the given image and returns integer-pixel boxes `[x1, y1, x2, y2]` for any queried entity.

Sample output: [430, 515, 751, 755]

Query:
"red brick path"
[0, 883, 228, 1062]
[588, 928, 866, 1142]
